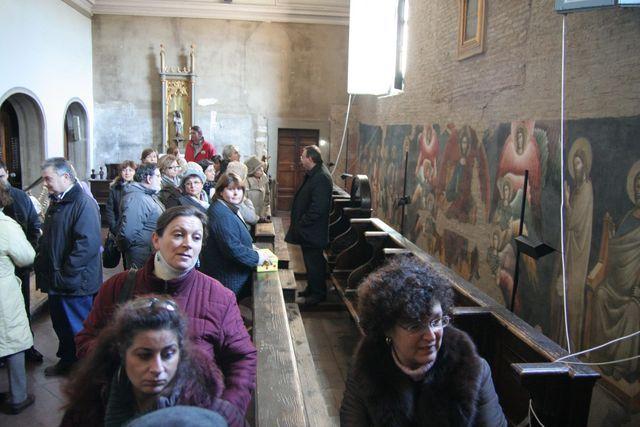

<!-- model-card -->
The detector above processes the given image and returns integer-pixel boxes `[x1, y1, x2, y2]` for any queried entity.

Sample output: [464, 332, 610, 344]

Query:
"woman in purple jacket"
[75, 206, 257, 415]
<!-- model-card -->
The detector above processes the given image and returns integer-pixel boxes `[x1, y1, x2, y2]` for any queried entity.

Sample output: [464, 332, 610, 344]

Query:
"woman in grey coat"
[117, 163, 164, 268]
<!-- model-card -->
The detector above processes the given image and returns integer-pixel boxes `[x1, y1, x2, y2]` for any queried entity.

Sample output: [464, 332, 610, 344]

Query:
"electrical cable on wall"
[559, 13, 572, 355]
[331, 94, 354, 177]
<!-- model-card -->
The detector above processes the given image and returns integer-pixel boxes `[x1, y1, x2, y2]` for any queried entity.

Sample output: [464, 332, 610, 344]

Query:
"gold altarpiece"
[160, 44, 196, 152]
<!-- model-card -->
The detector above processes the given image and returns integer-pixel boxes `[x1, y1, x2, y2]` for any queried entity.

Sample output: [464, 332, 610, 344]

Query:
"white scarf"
[391, 348, 435, 382]
[153, 251, 193, 281]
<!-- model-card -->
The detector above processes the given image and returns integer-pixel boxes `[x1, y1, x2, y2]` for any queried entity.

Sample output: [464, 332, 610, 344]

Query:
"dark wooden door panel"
[276, 128, 319, 211]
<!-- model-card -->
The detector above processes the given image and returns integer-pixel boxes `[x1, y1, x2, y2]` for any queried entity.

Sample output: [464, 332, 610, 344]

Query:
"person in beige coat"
[245, 156, 271, 220]
[0, 188, 36, 414]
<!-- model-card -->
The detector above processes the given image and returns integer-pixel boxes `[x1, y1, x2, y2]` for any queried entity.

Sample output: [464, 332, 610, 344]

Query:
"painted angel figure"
[437, 124, 490, 224]
[415, 124, 439, 177]
[495, 121, 549, 236]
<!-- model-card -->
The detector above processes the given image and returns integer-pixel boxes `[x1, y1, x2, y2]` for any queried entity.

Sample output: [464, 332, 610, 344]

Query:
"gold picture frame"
[457, 0, 486, 60]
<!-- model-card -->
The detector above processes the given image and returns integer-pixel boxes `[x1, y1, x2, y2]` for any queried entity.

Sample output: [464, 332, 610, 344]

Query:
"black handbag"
[102, 233, 121, 268]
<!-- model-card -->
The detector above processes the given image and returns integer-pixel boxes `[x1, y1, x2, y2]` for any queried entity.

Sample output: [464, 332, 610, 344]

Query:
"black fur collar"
[352, 326, 482, 427]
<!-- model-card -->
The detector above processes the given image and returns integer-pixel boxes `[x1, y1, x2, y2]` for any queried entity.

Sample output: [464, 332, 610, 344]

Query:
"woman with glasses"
[168, 168, 209, 213]
[62, 296, 245, 426]
[157, 155, 182, 208]
[77, 206, 257, 416]
[340, 255, 506, 427]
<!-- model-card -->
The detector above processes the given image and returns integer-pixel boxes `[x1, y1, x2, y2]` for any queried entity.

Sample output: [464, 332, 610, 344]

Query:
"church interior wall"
[347, 1, 640, 425]
[0, 0, 94, 184]
[91, 14, 348, 173]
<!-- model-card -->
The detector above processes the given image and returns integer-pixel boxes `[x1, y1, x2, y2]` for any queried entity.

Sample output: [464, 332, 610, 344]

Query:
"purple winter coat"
[75, 257, 257, 414]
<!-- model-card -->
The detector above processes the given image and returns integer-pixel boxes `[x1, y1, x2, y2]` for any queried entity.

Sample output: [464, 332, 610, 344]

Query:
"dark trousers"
[18, 269, 31, 324]
[302, 246, 327, 299]
[48, 294, 94, 363]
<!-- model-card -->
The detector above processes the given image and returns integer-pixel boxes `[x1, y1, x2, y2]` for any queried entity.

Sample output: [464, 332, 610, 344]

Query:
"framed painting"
[555, 0, 617, 12]
[457, 0, 486, 60]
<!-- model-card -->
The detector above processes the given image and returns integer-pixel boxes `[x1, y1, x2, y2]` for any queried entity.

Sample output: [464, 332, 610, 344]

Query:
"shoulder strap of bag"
[117, 268, 138, 304]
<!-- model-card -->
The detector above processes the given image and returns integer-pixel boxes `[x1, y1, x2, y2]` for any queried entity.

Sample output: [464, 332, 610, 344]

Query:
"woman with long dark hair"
[62, 296, 245, 426]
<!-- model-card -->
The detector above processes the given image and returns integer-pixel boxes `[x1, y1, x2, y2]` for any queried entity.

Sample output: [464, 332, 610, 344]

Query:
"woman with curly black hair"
[61, 296, 246, 426]
[340, 255, 506, 427]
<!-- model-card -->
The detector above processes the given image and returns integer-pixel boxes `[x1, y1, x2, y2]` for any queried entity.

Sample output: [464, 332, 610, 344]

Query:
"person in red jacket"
[185, 125, 216, 162]
[75, 206, 256, 415]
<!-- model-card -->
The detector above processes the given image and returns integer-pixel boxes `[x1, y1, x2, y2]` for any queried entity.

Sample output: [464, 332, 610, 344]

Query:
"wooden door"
[0, 102, 22, 188]
[276, 128, 319, 211]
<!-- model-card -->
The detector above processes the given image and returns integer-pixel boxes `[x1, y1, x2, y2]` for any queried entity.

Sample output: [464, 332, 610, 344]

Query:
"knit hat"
[245, 155, 264, 176]
[126, 406, 228, 427]
[180, 168, 206, 187]
[225, 161, 248, 182]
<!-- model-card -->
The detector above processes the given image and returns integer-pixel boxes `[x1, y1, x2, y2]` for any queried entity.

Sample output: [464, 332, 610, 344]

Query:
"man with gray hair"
[34, 157, 102, 376]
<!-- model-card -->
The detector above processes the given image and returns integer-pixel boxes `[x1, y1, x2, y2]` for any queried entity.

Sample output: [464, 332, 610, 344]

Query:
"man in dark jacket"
[117, 163, 164, 268]
[0, 161, 43, 362]
[34, 158, 103, 376]
[285, 145, 333, 306]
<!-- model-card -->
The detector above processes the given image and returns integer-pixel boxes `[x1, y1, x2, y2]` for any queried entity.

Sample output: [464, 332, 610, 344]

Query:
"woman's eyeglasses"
[130, 297, 178, 312]
[399, 315, 450, 335]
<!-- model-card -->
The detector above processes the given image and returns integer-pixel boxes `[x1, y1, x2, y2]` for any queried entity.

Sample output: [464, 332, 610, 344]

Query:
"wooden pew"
[253, 271, 332, 426]
[328, 175, 372, 245]
[271, 217, 291, 269]
[328, 216, 600, 427]
[254, 222, 275, 251]
[252, 271, 307, 426]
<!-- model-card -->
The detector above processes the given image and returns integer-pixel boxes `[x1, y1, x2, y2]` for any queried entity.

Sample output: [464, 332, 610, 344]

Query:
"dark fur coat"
[340, 326, 506, 427]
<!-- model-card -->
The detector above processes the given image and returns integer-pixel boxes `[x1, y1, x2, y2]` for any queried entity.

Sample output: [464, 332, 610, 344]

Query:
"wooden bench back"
[329, 214, 599, 427]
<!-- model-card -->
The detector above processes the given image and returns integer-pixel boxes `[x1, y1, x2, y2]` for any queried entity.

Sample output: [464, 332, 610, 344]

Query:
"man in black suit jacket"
[285, 145, 333, 306]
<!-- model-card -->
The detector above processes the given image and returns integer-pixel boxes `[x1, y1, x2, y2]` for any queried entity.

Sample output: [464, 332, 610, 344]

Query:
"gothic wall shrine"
[344, 1, 640, 425]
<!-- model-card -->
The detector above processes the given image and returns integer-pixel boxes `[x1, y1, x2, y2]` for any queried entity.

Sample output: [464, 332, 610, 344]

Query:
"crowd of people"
[0, 126, 506, 426]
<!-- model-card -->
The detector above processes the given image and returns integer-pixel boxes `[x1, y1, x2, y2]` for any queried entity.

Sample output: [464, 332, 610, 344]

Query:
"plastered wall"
[0, 0, 93, 184]
[91, 14, 348, 172]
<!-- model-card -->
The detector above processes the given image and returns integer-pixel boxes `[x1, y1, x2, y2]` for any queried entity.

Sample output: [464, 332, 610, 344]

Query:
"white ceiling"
[63, 0, 350, 25]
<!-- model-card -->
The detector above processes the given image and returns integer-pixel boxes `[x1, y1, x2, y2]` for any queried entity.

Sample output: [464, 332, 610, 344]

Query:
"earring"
[385, 336, 392, 346]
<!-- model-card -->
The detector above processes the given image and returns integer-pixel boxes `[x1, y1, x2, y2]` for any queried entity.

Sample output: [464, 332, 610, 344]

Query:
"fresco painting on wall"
[355, 117, 640, 407]
[562, 116, 640, 408]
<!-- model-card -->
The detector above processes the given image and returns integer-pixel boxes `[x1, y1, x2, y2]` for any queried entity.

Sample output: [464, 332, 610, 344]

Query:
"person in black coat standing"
[34, 158, 103, 377]
[0, 160, 43, 362]
[285, 145, 333, 306]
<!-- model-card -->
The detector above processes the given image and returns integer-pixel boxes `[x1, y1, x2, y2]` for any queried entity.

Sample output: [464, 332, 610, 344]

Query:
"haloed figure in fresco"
[561, 139, 594, 351]
[438, 125, 489, 225]
[591, 160, 640, 382]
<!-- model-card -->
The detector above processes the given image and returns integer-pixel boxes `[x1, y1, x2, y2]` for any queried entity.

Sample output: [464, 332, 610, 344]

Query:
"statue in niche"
[590, 160, 640, 382]
[172, 110, 184, 139]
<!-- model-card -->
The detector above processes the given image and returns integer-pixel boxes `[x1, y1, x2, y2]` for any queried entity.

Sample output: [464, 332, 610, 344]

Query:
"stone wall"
[92, 14, 348, 173]
[347, 1, 640, 425]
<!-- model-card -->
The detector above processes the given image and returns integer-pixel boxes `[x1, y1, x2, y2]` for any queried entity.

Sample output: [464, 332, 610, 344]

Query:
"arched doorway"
[0, 90, 46, 189]
[63, 100, 89, 180]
